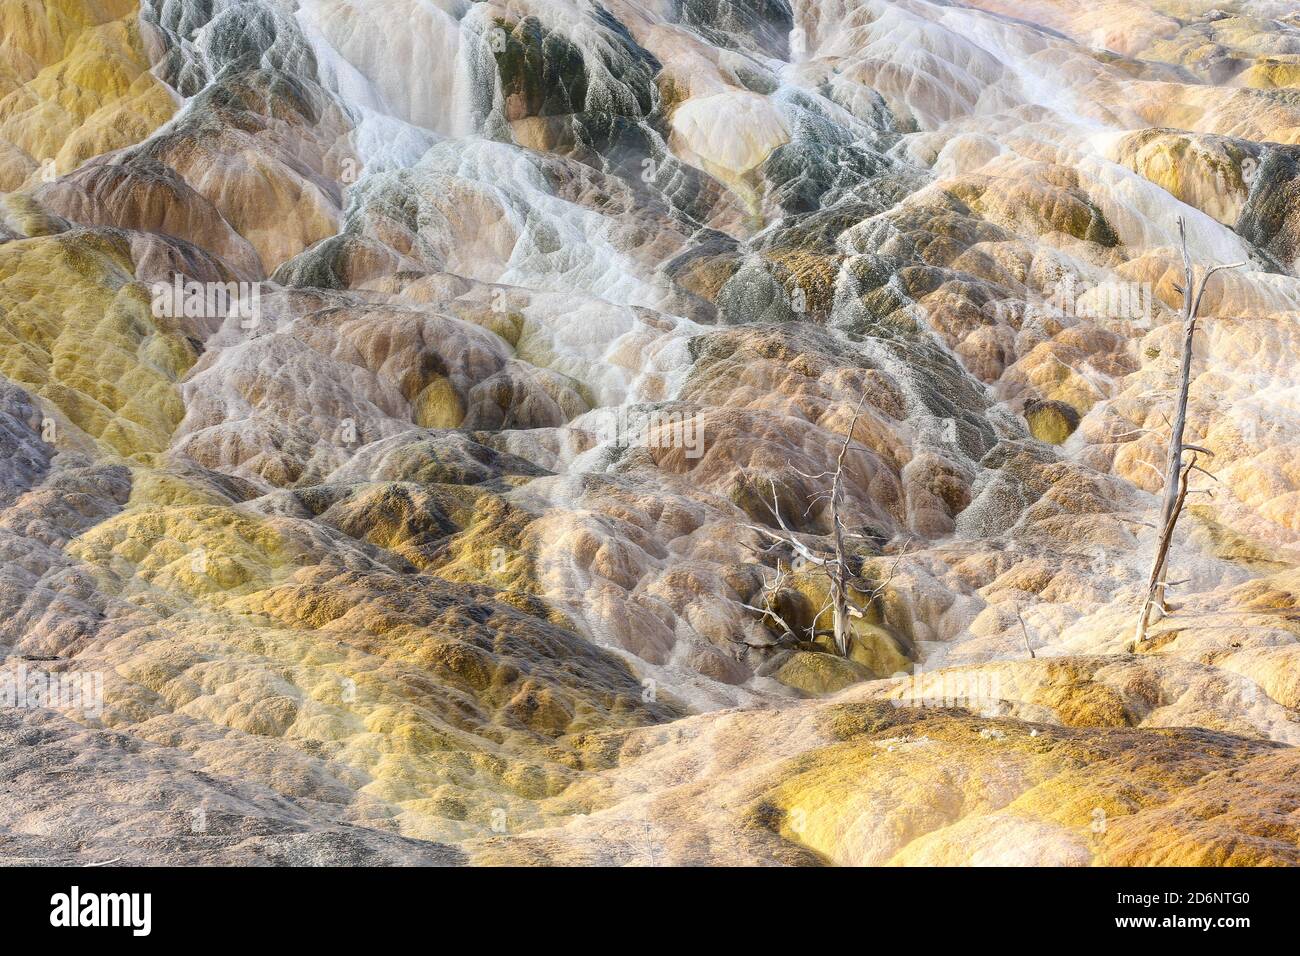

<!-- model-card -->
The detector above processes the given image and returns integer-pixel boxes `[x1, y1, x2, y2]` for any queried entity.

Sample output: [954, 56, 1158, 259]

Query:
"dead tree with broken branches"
[742, 399, 905, 658]
[1132, 217, 1243, 647]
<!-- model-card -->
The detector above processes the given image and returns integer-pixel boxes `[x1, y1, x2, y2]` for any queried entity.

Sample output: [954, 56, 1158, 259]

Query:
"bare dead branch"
[740, 601, 796, 639]
[1014, 604, 1036, 659]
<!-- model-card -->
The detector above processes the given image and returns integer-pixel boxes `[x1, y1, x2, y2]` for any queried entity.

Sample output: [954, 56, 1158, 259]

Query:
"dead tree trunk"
[827, 407, 856, 656]
[1132, 218, 1243, 646]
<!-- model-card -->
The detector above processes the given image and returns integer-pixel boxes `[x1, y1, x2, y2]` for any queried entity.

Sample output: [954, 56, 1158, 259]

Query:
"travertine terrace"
[1, 0, 1298, 865]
